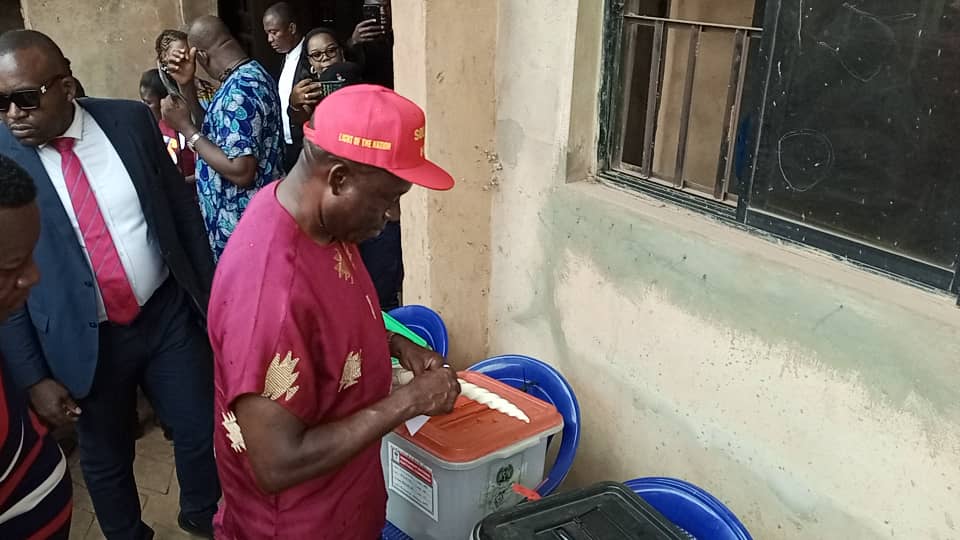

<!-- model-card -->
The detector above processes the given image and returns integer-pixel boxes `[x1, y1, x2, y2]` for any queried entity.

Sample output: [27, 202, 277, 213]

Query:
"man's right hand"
[350, 19, 385, 45]
[28, 379, 81, 428]
[290, 79, 322, 110]
[402, 367, 460, 417]
[164, 46, 198, 87]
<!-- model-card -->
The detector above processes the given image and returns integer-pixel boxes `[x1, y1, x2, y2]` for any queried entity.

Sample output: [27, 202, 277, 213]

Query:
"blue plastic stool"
[387, 305, 449, 357]
[467, 355, 581, 496]
[624, 477, 752, 540]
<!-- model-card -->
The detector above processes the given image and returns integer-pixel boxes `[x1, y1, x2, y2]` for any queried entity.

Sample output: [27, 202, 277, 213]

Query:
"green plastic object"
[383, 311, 430, 367]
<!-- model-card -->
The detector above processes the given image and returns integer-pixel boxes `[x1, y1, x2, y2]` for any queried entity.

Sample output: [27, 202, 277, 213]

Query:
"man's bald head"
[187, 15, 234, 51]
[187, 15, 248, 80]
[0, 30, 69, 73]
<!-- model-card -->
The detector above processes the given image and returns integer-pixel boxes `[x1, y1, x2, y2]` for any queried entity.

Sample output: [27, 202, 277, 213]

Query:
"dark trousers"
[76, 279, 220, 540]
[360, 220, 403, 311]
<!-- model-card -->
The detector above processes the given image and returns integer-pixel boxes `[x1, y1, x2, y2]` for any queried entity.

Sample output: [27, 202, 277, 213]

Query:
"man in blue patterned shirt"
[162, 16, 284, 261]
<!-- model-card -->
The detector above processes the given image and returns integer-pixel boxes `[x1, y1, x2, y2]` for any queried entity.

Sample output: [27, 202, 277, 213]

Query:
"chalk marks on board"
[814, 3, 917, 83]
[841, 2, 917, 22]
[777, 129, 835, 192]
[797, 0, 805, 49]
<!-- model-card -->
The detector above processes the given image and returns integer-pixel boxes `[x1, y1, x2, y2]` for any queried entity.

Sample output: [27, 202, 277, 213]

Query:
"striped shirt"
[0, 358, 72, 538]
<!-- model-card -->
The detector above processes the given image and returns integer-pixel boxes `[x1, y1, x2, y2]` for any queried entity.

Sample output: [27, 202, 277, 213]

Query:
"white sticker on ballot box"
[387, 442, 439, 521]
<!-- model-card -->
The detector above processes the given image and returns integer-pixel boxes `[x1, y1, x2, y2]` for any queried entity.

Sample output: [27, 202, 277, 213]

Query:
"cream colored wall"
[21, 0, 216, 99]
[396, 0, 960, 538]
[393, 0, 496, 362]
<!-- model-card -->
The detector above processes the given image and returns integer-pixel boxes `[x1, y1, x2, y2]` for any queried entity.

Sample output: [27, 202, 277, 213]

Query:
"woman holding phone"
[288, 29, 351, 123]
[286, 28, 404, 312]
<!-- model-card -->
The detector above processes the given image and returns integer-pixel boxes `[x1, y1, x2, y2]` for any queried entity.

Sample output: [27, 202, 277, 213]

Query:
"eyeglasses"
[307, 45, 341, 62]
[0, 74, 67, 113]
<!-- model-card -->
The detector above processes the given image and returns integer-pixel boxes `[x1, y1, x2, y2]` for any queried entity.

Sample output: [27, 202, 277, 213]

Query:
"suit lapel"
[3, 139, 85, 260]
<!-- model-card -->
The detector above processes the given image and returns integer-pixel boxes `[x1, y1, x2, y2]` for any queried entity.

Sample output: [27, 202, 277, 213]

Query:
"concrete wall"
[394, 0, 496, 361]
[20, 0, 216, 99]
[396, 0, 960, 538]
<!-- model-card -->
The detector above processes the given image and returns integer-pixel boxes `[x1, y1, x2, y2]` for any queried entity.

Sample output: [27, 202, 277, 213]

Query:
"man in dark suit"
[263, 2, 308, 172]
[0, 30, 220, 540]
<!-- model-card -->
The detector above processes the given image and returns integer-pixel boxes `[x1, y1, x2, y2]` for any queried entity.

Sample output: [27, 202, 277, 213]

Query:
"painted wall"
[20, 0, 216, 99]
[396, 0, 960, 538]
[393, 0, 496, 361]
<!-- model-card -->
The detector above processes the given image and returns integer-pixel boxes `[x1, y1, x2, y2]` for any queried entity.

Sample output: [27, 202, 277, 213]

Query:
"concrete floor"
[68, 424, 197, 540]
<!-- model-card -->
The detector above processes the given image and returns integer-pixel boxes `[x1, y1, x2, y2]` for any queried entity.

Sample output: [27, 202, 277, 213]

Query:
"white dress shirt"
[278, 38, 305, 145]
[38, 103, 169, 322]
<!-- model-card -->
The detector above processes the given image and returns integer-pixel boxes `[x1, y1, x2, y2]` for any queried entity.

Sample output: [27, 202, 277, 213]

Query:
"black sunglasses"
[0, 74, 68, 113]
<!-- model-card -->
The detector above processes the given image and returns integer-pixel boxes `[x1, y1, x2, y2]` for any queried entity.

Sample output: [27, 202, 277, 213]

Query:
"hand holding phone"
[158, 62, 184, 100]
[291, 79, 324, 110]
[359, 1, 391, 41]
[352, 18, 385, 44]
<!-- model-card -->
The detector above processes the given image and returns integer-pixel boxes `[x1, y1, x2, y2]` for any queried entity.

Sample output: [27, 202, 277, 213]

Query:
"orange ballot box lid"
[395, 371, 564, 464]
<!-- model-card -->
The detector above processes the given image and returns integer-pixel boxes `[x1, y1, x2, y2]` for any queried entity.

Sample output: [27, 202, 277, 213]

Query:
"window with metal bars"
[599, 0, 960, 297]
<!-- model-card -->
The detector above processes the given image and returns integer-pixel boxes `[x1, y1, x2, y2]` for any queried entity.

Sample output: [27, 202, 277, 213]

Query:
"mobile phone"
[157, 62, 184, 100]
[316, 80, 347, 100]
[362, 2, 391, 32]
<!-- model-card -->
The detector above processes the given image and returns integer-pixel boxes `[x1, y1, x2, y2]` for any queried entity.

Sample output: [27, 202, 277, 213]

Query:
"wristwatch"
[185, 132, 203, 151]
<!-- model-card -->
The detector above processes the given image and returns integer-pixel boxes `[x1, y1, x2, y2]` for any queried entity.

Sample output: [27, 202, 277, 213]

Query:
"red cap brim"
[387, 159, 455, 191]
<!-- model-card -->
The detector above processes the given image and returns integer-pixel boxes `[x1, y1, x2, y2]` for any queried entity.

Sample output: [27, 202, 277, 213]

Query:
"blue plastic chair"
[467, 355, 581, 496]
[625, 477, 752, 540]
[387, 305, 449, 357]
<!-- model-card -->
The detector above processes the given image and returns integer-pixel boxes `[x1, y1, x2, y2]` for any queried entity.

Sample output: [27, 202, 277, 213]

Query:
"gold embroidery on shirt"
[221, 411, 246, 453]
[366, 295, 378, 320]
[339, 350, 363, 392]
[334, 248, 354, 284]
[342, 242, 356, 265]
[262, 351, 301, 401]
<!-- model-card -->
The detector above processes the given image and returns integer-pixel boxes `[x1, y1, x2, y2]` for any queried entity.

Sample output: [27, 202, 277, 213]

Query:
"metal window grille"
[611, 13, 762, 202]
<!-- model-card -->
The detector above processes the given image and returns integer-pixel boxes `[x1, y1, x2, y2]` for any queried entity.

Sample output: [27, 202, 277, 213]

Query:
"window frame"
[597, 0, 960, 296]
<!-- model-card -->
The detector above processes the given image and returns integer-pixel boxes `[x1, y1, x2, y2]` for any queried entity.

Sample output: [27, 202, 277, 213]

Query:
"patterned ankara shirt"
[196, 61, 283, 262]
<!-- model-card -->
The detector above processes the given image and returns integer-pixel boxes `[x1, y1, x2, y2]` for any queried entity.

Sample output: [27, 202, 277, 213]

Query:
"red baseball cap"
[302, 84, 455, 191]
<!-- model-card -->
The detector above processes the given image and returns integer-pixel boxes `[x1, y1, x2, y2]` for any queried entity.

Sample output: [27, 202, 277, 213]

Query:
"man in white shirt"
[263, 2, 306, 172]
[0, 30, 219, 540]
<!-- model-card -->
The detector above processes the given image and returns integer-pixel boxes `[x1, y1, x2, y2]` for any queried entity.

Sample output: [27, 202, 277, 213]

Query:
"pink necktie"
[51, 138, 140, 325]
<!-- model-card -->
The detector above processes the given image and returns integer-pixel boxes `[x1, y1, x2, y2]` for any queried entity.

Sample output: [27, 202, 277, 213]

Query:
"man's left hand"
[161, 96, 195, 135]
[391, 334, 444, 376]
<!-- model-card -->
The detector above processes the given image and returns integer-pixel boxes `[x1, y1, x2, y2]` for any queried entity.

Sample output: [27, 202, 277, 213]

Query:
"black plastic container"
[472, 481, 691, 540]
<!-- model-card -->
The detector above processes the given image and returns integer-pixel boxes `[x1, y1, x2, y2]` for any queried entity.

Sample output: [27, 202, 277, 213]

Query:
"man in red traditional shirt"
[208, 84, 460, 539]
